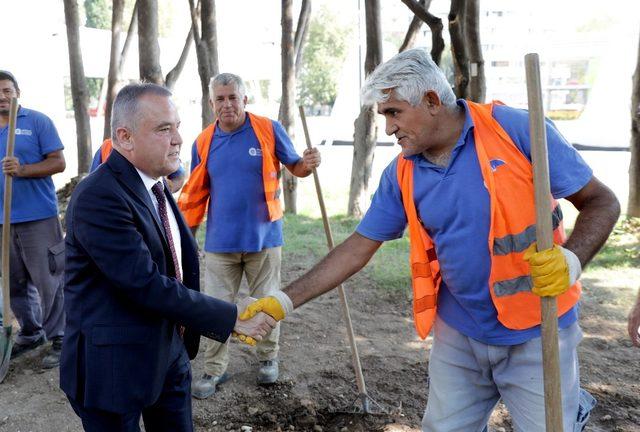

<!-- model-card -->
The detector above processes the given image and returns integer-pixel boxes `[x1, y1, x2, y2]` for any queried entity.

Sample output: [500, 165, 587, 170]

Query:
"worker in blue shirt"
[239, 49, 620, 431]
[0, 70, 66, 369]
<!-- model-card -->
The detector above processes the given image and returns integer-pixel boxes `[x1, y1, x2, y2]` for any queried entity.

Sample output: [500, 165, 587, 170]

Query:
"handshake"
[232, 291, 294, 346]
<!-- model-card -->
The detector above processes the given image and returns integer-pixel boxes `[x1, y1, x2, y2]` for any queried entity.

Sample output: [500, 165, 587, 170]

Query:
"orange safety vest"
[397, 100, 581, 339]
[178, 112, 282, 227]
[100, 138, 112, 163]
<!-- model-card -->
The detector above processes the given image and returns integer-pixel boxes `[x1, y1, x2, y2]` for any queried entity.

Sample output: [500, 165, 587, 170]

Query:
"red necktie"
[151, 182, 182, 282]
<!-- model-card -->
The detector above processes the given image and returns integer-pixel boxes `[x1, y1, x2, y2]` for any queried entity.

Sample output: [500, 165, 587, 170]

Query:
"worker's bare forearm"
[283, 232, 382, 308]
[564, 177, 620, 266]
[20, 157, 66, 177]
[287, 160, 313, 178]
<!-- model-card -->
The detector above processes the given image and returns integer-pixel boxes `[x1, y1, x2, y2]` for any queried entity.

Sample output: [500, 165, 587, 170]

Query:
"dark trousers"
[0, 216, 65, 343]
[68, 349, 193, 432]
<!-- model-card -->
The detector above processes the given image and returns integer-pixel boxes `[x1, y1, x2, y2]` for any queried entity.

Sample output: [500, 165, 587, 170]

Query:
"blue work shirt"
[191, 115, 301, 253]
[0, 107, 64, 223]
[357, 100, 592, 345]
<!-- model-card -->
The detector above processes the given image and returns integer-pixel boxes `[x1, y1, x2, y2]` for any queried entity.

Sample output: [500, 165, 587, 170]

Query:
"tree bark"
[119, 0, 139, 73]
[189, 0, 220, 128]
[348, 0, 381, 217]
[165, 27, 194, 90]
[465, 0, 485, 102]
[400, 0, 444, 65]
[448, 0, 469, 99]
[63, 0, 92, 174]
[280, 0, 297, 214]
[294, 0, 312, 78]
[628, 34, 640, 216]
[399, 0, 429, 53]
[103, 0, 125, 140]
[137, 0, 163, 84]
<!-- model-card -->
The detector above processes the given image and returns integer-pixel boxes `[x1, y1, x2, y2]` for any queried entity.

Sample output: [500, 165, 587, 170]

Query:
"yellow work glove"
[523, 243, 580, 297]
[232, 331, 257, 346]
[239, 297, 287, 321]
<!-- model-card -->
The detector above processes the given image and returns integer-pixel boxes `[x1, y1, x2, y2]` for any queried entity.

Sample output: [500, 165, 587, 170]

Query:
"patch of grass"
[196, 214, 638, 294]
[586, 218, 640, 271]
[282, 213, 411, 293]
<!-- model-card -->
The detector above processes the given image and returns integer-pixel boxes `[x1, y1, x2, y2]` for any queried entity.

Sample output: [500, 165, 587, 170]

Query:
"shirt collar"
[135, 168, 162, 193]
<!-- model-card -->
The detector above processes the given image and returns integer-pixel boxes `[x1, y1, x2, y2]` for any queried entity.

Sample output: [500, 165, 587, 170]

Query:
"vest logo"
[490, 159, 506, 172]
[249, 147, 262, 157]
[15, 128, 33, 136]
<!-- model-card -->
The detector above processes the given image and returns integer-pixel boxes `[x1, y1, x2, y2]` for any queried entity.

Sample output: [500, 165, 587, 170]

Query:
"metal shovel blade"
[0, 325, 14, 383]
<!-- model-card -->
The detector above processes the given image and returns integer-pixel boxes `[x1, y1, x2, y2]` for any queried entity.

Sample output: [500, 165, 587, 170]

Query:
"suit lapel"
[106, 151, 167, 244]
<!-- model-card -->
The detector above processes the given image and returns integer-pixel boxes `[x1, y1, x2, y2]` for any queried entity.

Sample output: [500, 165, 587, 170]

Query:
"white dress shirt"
[135, 168, 183, 278]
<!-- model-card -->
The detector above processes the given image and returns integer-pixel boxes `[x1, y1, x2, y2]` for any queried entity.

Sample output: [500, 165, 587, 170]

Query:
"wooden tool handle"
[298, 106, 367, 397]
[525, 53, 564, 432]
[2, 97, 19, 324]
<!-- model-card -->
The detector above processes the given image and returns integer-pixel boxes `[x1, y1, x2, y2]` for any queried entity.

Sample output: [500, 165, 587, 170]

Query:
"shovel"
[525, 53, 564, 431]
[0, 96, 19, 383]
[298, 106, 387, 415]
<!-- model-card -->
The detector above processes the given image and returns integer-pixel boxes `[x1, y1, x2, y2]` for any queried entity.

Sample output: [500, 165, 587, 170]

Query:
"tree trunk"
[280, 0, 297, 214]
[465, 0, 485, 102]
[189, 0, 220, 128]
[294, 0, 312, 78]
[399, 0, 429, 53]
[119, 0, 139, 72]
[448, 0, 469, 99]
[137, 0, 163, 84]
[400, 0, 444, 65]
[628, 34, 640, 216]
[165, 27, 194, 90]
[103, 0, 125, 140]
[63, 0, 92, 174]
[348, 0, 381, 217]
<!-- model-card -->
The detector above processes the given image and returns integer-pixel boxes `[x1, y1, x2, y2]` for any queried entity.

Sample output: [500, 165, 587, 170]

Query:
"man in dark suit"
[60, 83, 275, 432]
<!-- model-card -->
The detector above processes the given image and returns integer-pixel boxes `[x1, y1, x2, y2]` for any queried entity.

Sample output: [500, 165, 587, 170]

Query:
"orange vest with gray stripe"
[178, 113, 283, 227]
[397, 100, 581, 339]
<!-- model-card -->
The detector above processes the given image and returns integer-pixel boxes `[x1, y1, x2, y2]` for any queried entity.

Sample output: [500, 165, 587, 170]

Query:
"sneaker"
[10, 334, 46, 359]
[42, 336, 63, 369]
[257, 359, 279, 385]
[191, 372, 229, 399]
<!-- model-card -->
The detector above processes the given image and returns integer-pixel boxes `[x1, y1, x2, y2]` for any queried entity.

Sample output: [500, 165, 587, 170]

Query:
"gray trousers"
[0, 216, 65, 344]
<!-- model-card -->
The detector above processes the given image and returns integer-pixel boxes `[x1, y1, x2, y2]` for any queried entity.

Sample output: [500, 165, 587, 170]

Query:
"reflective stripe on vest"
[397, 157, 441, 339]
[397, 100, 581, 337]
[177, 113, 282, 227]
[100, 138, 112, 163]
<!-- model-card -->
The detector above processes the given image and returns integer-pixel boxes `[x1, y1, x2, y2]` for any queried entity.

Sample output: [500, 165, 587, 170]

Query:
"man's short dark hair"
[111, 82, 172, 141]
[0, 70, 19, 92]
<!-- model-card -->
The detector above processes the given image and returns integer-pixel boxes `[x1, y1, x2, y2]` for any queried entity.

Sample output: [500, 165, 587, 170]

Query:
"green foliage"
[587, 218, 640, 271]
[282, 214, 411, 293]
[297, 6, 352, 108]
[84, 0, 111, 30]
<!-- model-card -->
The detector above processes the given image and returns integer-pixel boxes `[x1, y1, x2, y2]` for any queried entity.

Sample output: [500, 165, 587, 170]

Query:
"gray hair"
[111, 82, 172, 142]
[361, 48, 456, 109]
[209, 73, 246, 98]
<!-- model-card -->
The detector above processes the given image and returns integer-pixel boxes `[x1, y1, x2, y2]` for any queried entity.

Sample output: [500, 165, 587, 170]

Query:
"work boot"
[10, 334, 46, 359]
[257, 359, 279, 385]
[191, 372, 229, 399]
[42, 336, 63, 369]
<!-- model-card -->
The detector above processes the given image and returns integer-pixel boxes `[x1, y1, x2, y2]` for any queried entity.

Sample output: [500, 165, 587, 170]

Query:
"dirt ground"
[0, 249, 638, 432]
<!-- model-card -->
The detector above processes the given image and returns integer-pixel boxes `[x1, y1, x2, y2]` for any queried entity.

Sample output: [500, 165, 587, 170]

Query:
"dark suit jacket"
[60, 150, 237, 413]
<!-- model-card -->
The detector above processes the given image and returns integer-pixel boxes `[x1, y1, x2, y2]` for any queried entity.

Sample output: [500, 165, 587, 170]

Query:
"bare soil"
[0, 250, 638, 432]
